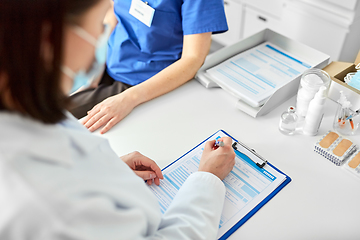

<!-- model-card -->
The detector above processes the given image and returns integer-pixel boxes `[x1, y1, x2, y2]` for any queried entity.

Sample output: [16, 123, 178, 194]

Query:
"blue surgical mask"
[347, 71, 360, 91]
[62, 24, 111, 94]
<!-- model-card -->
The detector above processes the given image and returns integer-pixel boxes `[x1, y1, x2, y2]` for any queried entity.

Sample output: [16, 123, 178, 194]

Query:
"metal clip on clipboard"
[232, 142, 267, 168]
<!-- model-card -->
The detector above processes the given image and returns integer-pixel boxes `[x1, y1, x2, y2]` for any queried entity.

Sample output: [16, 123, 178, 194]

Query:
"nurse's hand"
[121, 151, 164, 186]
[81, 91, 136, 134]
[198, 137, 236, 180]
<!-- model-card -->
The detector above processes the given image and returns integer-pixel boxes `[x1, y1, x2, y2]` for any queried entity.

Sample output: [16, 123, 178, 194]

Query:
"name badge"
[129, 0, 155, 27]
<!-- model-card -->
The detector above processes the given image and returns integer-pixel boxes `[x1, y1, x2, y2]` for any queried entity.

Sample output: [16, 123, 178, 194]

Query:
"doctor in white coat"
[0, 0, 236, 239]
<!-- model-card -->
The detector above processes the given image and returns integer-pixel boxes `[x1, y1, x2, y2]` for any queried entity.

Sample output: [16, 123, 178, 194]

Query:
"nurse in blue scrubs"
[71, 0, 228, 134]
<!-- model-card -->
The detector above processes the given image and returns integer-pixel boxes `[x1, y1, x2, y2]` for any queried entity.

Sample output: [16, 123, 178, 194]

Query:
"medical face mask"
[347, 71, 360, 91]
[62, 24, 111, 94]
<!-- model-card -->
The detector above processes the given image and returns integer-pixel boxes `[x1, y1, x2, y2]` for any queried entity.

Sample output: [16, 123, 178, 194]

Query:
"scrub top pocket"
[135, 10, 176, 54]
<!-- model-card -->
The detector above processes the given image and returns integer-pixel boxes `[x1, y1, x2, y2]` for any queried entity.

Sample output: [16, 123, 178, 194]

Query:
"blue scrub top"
[107, 0, 228, 86]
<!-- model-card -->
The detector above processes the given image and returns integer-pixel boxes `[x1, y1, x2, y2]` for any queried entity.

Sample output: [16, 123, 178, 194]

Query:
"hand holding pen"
[199, 137, 235, 180]
[213, 139, 225, 149]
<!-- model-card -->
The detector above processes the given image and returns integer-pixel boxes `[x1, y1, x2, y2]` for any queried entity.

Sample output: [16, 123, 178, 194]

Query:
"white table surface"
[93, 79, 360, 240]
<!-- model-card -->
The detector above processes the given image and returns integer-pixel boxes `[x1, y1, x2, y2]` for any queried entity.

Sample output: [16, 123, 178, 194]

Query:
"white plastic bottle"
[296, 69, 330, 118]
[296, 74, 322, 117]
[303, 86, 327, 136]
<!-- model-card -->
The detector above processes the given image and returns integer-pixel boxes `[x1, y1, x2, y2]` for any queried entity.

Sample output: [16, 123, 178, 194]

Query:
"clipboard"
[217, 130, 291, 239]
[150, 129, 291, 239]
[220, 131, 291, 239]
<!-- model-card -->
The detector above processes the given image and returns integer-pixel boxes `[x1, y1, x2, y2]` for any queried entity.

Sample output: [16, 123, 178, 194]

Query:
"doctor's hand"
[81, 91, 136, 134]
[121, 151, 164, 186]
[198, 137, 236, 180]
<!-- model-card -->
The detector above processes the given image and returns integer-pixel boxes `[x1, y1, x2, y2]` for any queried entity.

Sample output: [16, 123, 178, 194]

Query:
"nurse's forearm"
[124, 32, 212, 107]
[126, 56, 205, 106]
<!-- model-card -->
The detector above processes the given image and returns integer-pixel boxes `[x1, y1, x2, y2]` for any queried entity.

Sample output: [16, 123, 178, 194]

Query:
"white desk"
[94, 80, 360, 240]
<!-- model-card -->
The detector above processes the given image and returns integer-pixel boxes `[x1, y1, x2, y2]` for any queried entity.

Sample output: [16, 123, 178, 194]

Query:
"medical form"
[149, 130, 288, 239]
[205, 42, 311, 107]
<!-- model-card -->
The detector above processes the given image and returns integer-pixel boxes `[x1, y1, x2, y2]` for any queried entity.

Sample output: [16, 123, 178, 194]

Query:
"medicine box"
[196, 28, 330, 118]
[324, 50, 360, 110]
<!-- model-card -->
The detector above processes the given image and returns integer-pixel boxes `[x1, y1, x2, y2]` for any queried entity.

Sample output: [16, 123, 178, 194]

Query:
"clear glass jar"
[279, 106, 298, 135]
[333, 103, 359, 135]
[296, 69, 330, 118]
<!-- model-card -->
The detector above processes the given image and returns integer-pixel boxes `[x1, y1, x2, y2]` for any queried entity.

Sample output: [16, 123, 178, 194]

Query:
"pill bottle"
[296, 69, 330, 118]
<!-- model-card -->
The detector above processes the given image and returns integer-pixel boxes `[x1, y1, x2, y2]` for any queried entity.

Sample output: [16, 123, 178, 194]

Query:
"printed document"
[149, 131, 287, 239]
[205, 42, 311, 107]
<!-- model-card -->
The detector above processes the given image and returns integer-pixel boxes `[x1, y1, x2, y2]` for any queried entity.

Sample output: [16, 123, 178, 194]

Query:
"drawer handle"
[258, 16, 267, 22]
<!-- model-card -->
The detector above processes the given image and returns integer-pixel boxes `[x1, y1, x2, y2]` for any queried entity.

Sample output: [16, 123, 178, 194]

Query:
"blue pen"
[214, 140, 225, 148]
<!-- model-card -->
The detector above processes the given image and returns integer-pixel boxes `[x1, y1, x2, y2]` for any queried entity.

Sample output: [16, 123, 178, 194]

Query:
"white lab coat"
[0, 112, 226, 240]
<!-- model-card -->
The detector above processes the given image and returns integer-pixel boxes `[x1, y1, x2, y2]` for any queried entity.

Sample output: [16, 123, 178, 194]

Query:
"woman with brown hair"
[0, 0, 235, 239]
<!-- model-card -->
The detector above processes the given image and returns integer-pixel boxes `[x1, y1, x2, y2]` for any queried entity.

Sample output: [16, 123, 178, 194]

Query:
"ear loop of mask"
[73, 26, 98, 47]
[62, 25, 111, 94]
[61, 26, 97, 80]
[61, 65, 76, 79]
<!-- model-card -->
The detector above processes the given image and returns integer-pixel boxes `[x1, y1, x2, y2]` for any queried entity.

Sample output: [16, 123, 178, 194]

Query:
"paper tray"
[196, 28, 330, 118]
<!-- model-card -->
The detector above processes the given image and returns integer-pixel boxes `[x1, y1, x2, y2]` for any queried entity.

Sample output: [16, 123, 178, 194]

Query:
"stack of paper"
[205, 42, 311, 107]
